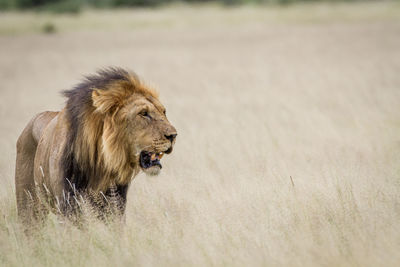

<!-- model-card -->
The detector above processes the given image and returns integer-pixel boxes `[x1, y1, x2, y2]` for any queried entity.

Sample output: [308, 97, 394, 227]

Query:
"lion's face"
[119, 94, 177, 176]
[91, 78, 177, 180]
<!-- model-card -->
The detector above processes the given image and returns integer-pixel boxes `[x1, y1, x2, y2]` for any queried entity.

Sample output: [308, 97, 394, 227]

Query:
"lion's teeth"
[158, 152, 164, 159]
[151, 153, 156, 160]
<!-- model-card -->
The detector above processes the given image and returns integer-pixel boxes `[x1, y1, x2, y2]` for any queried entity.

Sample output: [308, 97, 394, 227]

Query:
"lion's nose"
[165, 133, 177, 142]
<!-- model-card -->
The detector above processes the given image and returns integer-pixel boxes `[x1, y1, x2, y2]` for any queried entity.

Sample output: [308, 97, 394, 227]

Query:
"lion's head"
[62, 68, 177, 192]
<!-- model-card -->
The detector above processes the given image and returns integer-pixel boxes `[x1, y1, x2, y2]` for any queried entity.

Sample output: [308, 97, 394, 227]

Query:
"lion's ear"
[92, 89, 119, 114]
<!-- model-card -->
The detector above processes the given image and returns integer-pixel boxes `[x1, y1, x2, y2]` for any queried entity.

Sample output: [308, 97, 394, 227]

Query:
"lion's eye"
[140, 110, 151, 119]
[163, 110, 166, 115]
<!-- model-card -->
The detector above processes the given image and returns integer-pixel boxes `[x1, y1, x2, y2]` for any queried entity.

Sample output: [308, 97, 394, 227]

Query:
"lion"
[15, 67, 177, 224]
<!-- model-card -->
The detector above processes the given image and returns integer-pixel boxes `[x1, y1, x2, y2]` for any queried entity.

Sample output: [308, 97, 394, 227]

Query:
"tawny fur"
[15, 68, 177, 224]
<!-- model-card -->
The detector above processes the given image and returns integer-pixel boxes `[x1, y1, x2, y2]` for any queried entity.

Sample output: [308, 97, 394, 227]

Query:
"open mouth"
[139, 151, 164, 170]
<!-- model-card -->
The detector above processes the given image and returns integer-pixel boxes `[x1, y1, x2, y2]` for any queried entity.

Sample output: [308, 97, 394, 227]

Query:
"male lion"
[15, 68, 177, 224]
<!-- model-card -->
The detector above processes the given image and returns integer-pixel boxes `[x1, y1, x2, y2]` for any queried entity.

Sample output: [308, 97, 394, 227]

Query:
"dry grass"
[1, 1, 400, 266]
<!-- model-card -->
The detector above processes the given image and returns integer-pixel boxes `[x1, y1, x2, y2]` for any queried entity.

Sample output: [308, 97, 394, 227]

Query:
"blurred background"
[2, 0, 395, 13]
[1, 1, 400, 266]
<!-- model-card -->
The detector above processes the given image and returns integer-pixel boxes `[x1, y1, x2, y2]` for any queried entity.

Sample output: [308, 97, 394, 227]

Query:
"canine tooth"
[159, 152, 164, 159]
[151, 153, 156, 160]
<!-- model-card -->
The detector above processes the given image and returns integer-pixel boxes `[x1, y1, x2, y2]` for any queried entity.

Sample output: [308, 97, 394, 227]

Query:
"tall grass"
[0, 2, 400, 266]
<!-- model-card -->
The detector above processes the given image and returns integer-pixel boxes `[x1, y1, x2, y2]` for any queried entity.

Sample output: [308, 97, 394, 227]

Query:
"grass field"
[1, 1, 400, 266]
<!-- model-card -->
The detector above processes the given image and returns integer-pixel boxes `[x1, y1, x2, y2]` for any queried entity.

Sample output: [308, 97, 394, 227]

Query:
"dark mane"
[60, 67, 132, 195]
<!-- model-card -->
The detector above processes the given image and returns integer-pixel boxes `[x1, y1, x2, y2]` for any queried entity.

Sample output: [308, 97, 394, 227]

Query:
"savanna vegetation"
[0, 0, 384, 13]
[0, 1, 399, 266]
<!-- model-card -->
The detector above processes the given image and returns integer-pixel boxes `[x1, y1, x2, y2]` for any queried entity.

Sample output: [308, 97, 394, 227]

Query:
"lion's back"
[32, 111, 59, 143]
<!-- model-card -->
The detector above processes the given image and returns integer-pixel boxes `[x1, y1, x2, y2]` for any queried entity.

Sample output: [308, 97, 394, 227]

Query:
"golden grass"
[1, 2, 400, 266]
